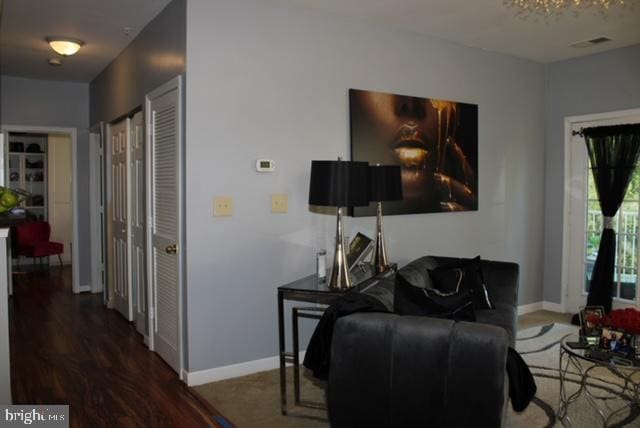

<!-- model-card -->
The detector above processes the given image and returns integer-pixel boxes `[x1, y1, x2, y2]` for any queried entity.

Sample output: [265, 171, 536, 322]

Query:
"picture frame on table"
[347, 232, 374, 271]
[600, 327, 634, 359]
[579, 305, 605, 345]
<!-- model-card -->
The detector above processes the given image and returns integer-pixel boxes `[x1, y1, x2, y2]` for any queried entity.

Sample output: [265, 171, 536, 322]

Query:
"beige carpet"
[195, 316, 640, 427]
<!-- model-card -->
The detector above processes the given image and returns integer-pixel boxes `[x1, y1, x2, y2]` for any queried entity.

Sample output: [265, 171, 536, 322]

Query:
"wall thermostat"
[256, 159, 275, 172]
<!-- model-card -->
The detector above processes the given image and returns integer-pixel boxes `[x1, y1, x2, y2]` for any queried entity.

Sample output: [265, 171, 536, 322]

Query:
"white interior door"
[130, 111, 147, 337]
[146, 76, 183, 374]
[566, 112, 640, 313]
[48, 133, 73, 264]
[110, 119, 133, 321]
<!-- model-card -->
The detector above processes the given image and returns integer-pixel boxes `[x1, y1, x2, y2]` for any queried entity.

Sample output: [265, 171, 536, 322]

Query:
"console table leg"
[293, 307, 300, 405]
[278, 291, 287, 415]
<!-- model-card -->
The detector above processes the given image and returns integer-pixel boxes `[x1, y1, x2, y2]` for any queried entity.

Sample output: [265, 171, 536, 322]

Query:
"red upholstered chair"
[14, 222, 64, 266]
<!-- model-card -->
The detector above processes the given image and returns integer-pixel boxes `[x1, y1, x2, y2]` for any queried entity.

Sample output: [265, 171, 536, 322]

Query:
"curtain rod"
[572, 129, 583, 137]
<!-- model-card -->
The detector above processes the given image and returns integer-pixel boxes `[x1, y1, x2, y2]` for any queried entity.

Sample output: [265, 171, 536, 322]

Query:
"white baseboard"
[517, 302, 543, 315]
[542, 301, 565, 313]
[76, 284, 91, 293]
[185, 300, 567, 387]
[184, 351, 306, 387]
[518, 301, 565, 315]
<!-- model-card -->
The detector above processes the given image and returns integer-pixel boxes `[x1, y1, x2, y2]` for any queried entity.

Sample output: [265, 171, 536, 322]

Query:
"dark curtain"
[584, 124, 640, 313]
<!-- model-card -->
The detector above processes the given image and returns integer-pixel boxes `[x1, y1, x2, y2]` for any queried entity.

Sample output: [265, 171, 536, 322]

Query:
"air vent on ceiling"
[570, 36, 613, 48]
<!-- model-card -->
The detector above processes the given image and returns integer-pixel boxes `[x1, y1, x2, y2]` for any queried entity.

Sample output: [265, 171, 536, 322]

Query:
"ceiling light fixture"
[46, 37, 84, 56]
[505, 0, 628, 18]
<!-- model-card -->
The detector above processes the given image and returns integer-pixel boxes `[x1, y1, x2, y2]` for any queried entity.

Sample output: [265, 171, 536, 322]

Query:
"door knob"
[165, 244, 177, 254]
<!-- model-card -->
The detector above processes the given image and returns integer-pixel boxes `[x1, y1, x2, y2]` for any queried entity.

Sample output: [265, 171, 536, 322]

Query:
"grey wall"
[0, 75, 92, 286]
[89, 0, 186, 125]
[542, 44, 640, 304]
[185, 0, 546, 372]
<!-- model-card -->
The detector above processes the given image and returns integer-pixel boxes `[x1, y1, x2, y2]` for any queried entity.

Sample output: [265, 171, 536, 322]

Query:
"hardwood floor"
[9, 266, 225, 427]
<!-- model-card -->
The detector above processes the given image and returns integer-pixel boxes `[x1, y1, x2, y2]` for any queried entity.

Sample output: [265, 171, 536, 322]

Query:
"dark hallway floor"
[8, 266, 223, 427]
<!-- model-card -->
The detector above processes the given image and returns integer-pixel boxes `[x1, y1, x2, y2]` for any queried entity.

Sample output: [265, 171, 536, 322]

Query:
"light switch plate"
[271, 194, 288, 213]
[213, 196, 233, 216]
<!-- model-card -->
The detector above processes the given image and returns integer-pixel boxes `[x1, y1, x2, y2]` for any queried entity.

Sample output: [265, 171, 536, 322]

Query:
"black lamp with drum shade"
[369, 164, 403, 274]
[309, 159, 370, 290]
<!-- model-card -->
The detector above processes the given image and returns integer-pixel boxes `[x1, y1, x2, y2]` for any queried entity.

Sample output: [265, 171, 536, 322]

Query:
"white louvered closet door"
[146, 76, 183, 374]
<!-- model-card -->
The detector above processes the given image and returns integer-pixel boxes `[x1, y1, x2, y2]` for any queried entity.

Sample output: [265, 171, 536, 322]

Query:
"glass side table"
[276, 264, 395, 415]
[558, 335, 640, 427]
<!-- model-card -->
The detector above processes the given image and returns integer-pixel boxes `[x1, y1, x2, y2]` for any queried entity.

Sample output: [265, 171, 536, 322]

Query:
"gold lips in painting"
[349, 89, 478, 216]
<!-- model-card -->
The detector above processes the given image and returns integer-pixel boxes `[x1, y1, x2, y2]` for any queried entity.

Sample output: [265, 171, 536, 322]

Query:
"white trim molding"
[517, 301, 566, 316]
[517, 302, 543, 315]
[542, 301, 565, 313]
[184, 351, 306, 387]
[186, 298, 569, 387]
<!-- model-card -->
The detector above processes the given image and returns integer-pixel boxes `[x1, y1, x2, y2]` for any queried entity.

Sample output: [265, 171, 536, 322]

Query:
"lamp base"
[372, 201, 391, 274]
[328, 207, 352, 290]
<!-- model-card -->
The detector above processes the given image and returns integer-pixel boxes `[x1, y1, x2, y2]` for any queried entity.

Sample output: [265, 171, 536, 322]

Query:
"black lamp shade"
[370, 165, 403, 202]
[309, 160, 370, 207]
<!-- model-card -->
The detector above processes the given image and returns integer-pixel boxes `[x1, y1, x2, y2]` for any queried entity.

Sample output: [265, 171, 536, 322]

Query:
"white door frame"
[561, 107, 640, 312]
[89, 130, 105, 294]
[0, 124, 81, 294]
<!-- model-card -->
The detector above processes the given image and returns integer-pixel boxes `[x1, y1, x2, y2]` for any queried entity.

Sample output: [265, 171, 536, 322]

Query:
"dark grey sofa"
[327, 256, 519, 428]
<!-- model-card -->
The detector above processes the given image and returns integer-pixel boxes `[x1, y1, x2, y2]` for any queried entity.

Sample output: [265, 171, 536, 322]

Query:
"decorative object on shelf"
[346, 232, 373, 272]
[369, 164, 403, 273]
[349, 89, 478, 216]
[309, 159, 370, 290]
[25, 159, 44, 169]
[9, 142, 24, 152]
[504, 0, 628, 18]
[26, 144, 43, 153]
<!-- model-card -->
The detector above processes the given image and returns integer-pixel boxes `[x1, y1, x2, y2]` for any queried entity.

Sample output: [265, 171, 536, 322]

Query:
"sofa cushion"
[426, 266, 463, 295]
[394, 272, 475, 321]
[395, 256, 439, 289]
[428, 257, 494, 310]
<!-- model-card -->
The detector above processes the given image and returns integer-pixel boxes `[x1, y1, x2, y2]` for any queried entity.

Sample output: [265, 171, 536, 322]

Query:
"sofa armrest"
[328, 313, 509, 428]
[482, 261, 519, 308]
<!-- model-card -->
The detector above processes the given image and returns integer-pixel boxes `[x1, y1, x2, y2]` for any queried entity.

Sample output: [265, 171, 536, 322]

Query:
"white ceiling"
[0, 0, 638, 84]
[278, 0, 640, 63]
[0, 0, 172, 82]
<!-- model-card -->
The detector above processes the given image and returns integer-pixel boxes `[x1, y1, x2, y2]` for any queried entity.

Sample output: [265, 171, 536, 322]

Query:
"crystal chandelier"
[506, 0, 627, 17]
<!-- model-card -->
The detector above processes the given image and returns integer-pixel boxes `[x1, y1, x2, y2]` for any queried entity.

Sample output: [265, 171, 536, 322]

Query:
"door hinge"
[149, 307, 155, 319]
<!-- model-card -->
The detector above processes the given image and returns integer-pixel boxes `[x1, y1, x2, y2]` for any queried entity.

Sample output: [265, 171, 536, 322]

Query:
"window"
[584, 161, 640, 301]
